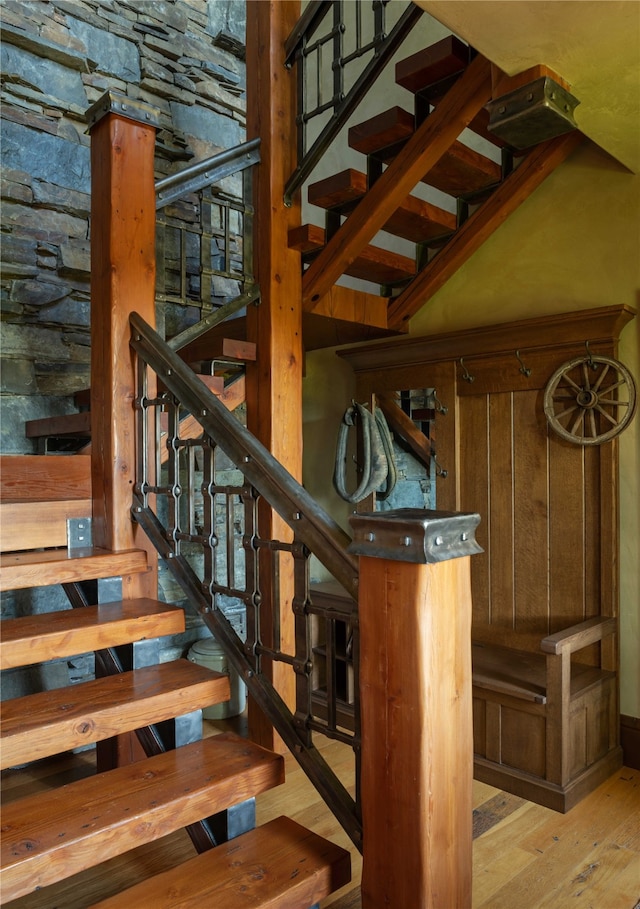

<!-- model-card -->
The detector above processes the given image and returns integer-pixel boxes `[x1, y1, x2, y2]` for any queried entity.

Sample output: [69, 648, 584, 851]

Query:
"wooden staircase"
[22, 337, 253, 455]
[0, 457, 351, 907]
[296, 35, 583, 337]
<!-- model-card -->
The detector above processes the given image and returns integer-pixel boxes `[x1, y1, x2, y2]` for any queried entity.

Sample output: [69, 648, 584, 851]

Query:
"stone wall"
[1, 0, 246, 453]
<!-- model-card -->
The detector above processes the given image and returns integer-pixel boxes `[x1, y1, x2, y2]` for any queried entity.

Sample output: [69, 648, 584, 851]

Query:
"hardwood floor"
[2, 718, 639, 908]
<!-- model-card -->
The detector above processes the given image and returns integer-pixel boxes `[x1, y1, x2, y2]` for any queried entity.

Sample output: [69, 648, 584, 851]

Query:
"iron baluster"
[284, 1, 424, 204]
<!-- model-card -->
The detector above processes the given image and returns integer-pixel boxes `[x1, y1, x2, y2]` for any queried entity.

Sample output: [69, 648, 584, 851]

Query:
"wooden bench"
[471, 617, 620, 811]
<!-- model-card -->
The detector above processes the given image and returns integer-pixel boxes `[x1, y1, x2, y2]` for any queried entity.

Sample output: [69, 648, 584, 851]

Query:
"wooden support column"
[87, 92, 160, 602]
[245, 1, 302, 749]
[350, 509, 482, 909]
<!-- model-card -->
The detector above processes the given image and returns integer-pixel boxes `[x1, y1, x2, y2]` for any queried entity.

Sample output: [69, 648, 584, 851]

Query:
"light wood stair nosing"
[0, 659, 230, 770]
[0, 598, 186, 671]
[87, 815, 351, 909]
[0, 733, 285, 903]
[0, 546, 149, 592]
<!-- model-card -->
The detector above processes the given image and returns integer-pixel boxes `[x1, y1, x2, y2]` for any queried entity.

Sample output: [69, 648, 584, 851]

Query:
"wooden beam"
[311, 286, 389, 330]
[88, 96, 159, 600]
[302, 54, 493, 311]
[245, 0, 302, 751]
[387, 131, 583, 329]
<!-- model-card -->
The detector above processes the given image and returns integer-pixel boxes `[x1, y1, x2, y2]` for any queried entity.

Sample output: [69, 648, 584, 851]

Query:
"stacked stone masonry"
[1, 0, 247, 451]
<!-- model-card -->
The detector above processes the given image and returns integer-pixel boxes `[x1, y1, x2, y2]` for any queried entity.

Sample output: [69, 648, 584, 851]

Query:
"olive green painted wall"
[303, 140, 640, 717]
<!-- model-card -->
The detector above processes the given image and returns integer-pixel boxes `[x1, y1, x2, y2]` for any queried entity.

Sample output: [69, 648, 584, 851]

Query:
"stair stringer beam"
[387, 130, 585, 329]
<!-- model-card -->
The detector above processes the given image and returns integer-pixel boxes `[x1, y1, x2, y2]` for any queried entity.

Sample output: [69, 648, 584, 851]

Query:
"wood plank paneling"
[459, 394, 491, 627]
[488, 393, 515, 629]
[513, 390, 550, 636]
[548, 433, 586, 632]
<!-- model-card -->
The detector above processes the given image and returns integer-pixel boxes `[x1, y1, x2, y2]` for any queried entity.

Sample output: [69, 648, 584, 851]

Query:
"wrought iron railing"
[130, 311, 363, 848]
[283, 0, 423, 204]
[155, 139, 259, 319]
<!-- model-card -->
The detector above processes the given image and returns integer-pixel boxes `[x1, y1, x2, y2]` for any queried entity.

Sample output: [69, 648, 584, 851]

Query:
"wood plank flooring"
[2, 715, 639, 908]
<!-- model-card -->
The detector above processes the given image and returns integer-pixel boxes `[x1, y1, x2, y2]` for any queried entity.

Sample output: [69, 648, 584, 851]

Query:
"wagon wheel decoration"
[544, 354, 637, 445]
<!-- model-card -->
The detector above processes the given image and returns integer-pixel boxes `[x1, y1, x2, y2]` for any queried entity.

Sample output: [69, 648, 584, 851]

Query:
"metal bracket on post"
[86, 90, 162, 131]
[348, 508, 483, 563]
[206, 798, 256, 844]
[67, 517, 92, 551]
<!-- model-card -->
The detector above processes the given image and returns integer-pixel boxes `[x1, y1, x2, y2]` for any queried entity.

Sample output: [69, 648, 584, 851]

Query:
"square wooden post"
[87, 93, 161, 770]
[87, 92, 160, 602]
[350, 509, 482, 909]
[245, 0, 302, 750]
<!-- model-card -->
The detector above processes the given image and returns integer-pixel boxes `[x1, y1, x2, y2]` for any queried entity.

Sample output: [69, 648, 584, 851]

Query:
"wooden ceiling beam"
[301, 54, 493, 312]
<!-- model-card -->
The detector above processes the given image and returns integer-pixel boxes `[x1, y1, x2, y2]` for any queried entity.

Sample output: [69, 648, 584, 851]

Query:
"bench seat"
[471, 617, 622, 812]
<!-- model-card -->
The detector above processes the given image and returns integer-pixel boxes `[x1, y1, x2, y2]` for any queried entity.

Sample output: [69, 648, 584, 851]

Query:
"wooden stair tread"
[395, 35, 470, 96]
[0, 598, 185, 671]
[0, 659, 229, 770]
[308, 169, 456, 243]
[349, 106, 501, 197]
[0, 498, 92, 553]
[394, 36, 507, 150]
[0, 733, 284, 902]
[289, 224, 415, 285]
[88, 815, 351, 909]
[25, 411, 91, 439]
[0, 546, 149, 592]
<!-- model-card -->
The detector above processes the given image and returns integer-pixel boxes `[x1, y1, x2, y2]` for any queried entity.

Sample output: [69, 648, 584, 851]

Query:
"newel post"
[87, 92, 160, 600]
[350, 509, 482, 909]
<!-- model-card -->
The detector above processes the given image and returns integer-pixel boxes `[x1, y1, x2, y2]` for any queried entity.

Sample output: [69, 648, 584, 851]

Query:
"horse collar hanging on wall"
[333, 402, 397, 504]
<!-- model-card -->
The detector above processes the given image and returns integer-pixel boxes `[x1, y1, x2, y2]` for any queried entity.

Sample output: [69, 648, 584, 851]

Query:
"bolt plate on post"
[348, 508, 482, 563]
[486, 76, 579, 149]
[86, 90, 161, 131]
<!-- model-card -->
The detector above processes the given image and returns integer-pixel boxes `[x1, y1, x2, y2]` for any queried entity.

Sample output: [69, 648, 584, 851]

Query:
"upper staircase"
[0, 456, 351, 907]
[295, 35, 583, 340]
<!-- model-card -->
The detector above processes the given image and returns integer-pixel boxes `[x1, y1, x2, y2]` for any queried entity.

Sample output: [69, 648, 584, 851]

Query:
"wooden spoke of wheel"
[543, 355, 637, 445]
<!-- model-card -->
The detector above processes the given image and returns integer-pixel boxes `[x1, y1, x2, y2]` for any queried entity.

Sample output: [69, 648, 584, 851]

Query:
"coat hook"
[515, 350, 532, 378]
[459, 358, 475, 383]
[432, 451, 448, 479]
[585, 341, 598, 370]
[433, 392, 448, 416]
